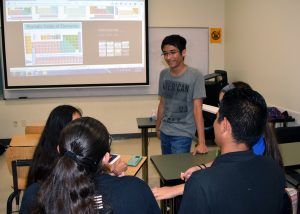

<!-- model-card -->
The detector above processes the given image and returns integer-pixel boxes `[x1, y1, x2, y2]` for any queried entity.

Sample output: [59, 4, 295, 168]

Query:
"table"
[150, 150, 218, 214]
[123, 155, 147, 176]
[268, 117, 295, 128]
[136, 117, 156, 183]
[9, 134, 146, 176]
[25, 122, 45, 134]
[10, 134, 40, 147]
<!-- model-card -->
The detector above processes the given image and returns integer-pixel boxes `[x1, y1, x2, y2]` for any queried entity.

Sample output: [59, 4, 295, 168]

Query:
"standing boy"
[156, 34, 207, 154]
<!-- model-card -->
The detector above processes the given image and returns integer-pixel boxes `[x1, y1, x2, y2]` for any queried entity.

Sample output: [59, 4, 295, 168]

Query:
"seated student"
[178, 88, 285, 214]
[219, 82, 283, 161]
[26, 105, 82, 187]
[21, 117, 160, 214]
[152, 82, 283, 200]
[22, 105, 127, 213]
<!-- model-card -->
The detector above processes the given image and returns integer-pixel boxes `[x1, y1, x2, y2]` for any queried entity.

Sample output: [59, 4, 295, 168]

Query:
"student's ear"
[102, 152, 110, 165]
[223, 117, 232, 135]
[57, 145, 60, 154]
[181, 49, 187, 57]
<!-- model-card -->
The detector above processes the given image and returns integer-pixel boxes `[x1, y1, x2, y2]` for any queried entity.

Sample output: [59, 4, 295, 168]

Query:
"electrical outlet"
[13, 121, 18, 127]
[21, 120, 27, 127]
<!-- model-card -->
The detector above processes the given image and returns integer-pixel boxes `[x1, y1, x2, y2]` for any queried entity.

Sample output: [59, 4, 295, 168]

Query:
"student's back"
[22, 173, 161, 214]
[95, 174, 160, 214]
[179, 151, 285, 214]
[21, 117, 160, 214]
[179, 89, 286, 214]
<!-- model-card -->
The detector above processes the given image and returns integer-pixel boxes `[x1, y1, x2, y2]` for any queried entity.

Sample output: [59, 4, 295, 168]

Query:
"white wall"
[0, 0, 225, 138]
[225, 0, 300, 122]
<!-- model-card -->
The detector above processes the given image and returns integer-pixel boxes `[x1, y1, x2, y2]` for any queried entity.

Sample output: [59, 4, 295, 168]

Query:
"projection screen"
[1, 0, 148, 89]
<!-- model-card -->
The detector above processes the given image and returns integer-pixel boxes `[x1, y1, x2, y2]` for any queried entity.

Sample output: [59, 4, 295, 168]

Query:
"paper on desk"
[203, 104, 219, 114]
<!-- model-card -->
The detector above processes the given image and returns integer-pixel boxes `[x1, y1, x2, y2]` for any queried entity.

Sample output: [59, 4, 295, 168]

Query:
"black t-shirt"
[21, 174, 160, 214]
[179, 151, 286, 214]
[94, 174, 160, 214]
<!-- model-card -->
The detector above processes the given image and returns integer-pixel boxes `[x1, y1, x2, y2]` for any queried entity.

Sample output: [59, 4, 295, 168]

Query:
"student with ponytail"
[21, 117, 160, 214]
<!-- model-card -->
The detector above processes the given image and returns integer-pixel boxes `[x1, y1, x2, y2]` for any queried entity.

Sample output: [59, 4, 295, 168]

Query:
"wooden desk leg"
[141, 127, 149, 183]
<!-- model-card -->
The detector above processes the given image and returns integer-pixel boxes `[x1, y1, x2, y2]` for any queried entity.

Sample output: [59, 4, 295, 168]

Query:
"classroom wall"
[0, 0, 225, 138]
[225, 0, 300, 122]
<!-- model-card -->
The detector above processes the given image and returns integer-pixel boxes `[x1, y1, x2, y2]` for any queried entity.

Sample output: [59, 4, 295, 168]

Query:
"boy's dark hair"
[161, 34, 186, 53]
[218, 88, 267, 148]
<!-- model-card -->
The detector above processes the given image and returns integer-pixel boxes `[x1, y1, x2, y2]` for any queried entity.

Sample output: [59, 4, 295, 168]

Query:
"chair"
[5, 146, 35, 214]
[7, 160, 32, 214]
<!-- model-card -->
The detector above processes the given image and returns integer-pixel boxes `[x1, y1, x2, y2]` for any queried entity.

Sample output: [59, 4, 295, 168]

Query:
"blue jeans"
[160, 131, 192, 154]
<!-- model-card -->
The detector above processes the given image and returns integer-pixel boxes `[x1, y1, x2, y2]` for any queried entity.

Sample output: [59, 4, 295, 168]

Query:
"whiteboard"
[2, 27, 209, 99]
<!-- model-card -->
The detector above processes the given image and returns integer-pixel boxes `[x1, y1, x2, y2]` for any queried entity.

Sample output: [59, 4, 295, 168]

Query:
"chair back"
[6, 146, 35, 189]
[6, 146, 34, 214]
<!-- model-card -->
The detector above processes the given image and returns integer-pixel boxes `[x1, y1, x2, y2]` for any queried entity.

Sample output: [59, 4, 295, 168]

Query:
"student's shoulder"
[160, 68, 170, 77]
[21, 182, 40, 213]
[24, 182, 40, 195]
[187, 67, 204, 78]
[119, 175, 149, 187]
[96, 174, 147, 188]
[256, 155, 283, 170]
[186, 168, 215, 187]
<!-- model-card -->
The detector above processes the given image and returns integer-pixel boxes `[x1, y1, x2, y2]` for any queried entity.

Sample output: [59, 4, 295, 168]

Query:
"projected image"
[24, 22, 83, 66]
[2, 0, 148, 88]
[99, 41, 129, 57]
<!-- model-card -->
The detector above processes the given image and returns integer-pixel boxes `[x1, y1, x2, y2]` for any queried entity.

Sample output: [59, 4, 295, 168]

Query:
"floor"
[0, 137, 202, 213]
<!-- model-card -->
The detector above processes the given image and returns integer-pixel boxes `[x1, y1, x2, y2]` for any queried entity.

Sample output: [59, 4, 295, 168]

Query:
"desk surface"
[122, 155, 147, 176]
[25, 122, 45, 134]
[151, 143, 300, 182]
[136, 117, 156, 129]
[279, 142, 300, 167]
[9, 135, 145, 176]
[10, 134, 41, 147]
[268, 117, 295, 123]
[151, 150, 217, 182]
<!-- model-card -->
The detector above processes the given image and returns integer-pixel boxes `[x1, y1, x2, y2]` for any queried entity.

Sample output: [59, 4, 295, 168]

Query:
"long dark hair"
[264, 123, 284, 168]
[27, 105, 82, 187]
[31, 117, 111, 214]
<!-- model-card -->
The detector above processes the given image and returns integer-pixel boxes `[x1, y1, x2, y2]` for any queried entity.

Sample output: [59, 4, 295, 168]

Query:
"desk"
[10, 134, 40, 147]
[122, 155, 147, 176]
[151, 151, 217, 185]
[25, 122, 45, 134]
[9, 134, 144, 176]
[151, 150, 218, 214]
[136, 117, 156, 183]
[268, 117, 295, 128]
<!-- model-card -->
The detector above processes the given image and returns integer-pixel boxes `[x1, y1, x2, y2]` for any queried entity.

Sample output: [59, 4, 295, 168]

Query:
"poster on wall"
[210, 28, 222, 44]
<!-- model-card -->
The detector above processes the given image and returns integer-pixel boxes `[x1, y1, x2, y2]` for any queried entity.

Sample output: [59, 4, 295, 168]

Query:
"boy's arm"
[193, 99, 208, 154]
[156, 97, 164, 139]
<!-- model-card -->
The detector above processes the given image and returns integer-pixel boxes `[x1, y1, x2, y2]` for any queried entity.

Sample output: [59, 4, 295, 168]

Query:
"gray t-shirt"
[158, 67, 206, 138]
